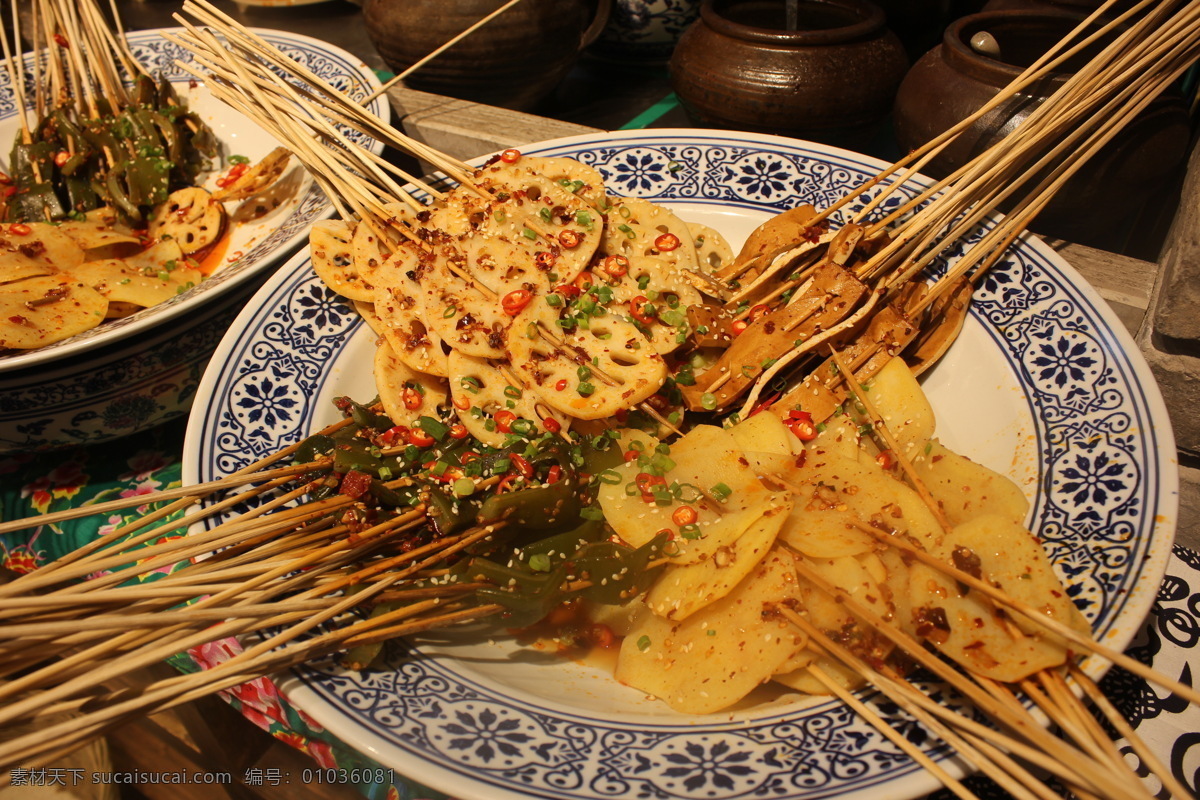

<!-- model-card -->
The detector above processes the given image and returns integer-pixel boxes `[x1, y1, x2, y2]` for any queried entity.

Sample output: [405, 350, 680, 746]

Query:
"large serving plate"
[0, 27, 387, 370]
[0, 28, 387, 451]
[184, 130, 1178, 800]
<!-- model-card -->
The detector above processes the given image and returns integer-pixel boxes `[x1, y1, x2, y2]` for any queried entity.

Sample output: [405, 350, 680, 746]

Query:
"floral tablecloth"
[2, 423, 1196, 800]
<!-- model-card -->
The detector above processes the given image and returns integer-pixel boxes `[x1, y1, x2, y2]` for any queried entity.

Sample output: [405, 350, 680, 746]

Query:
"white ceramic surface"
[185, 129, 1178, 800]
[0, 28, 388, 452]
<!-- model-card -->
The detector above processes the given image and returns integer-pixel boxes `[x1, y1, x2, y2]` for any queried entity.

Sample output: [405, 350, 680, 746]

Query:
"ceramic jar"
[588, 0, 702, 65]
[362, 0, 612, 111]
[892, 10, 1191, 247]
[669, 0, 909, 147]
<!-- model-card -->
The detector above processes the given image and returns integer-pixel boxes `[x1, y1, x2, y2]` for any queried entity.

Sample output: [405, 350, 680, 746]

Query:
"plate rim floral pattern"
[0, 26, 388, 373]
[185, 130, 1179, 800]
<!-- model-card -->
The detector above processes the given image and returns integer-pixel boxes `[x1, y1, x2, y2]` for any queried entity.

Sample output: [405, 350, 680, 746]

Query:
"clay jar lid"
[938, 9, 1098, 89]
[669, 0, 908, 145]
[701, 0, 888, 45]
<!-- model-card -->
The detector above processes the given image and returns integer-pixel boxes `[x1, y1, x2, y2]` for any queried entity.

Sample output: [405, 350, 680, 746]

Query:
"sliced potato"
[615, 548, 805, 714]
[0, 223, 87, 283]
[945, 514, 1090, 642]
[645, 497, 792, 621]
[911, 439, 1030, 528]
[909, 558, 1069, 683]
[728, 412, 794, 474]
[774, 655, 865, 695]
[70, 253, 201, 309]
[0, 275, 107, 348]
[860, 356, 936, 458]
[786, 449, 945, 553]
[58, 209, 142, 254]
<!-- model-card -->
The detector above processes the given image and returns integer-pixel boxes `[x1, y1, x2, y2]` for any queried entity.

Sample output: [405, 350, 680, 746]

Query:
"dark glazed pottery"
[668, 0, 909, 147]
[362, 0, 612, 111]
[892, 10, 1191, 247]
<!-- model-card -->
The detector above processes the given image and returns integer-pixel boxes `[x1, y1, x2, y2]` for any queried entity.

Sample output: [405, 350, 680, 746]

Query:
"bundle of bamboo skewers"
[1, 0, 1198, 798]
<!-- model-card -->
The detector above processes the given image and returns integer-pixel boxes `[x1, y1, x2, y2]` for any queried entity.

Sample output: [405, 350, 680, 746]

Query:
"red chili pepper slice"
[494, 410, 517, 433]
[53, 151, 70, 168]
[546, 464, 562, 484]
[501, 289, 533, 316]
[629, 296, 656, 326]
[654, 232, 681, 252]
[785, 410, 818, 441]
[448, 423, 469, 439]
[555, 379, 569, 391]
[748, 304, 771, 322]
[587, 623, 616, 649]
[730, 319, 748, 336]
[876, 450, 897, 470]
[558, 230, 583, 249]
[602, 255, 629, 278]
[509, 453, 534, 480]
[378, 425, 410, 447]
[402, 386, 423, 410]
[408, 428, 435, 448]
[541, 416, 561, 433]
[672, 505, 698, 526]
[635, 472, 666, 502]
[453, 395, 471, 411]
[499, 149, 521, 163]
[215, 162, 248, 189]
[8, 224, 31, 236]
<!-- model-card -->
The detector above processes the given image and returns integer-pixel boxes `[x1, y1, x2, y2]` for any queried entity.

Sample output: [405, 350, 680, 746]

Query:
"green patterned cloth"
[0, 421, 447, 800]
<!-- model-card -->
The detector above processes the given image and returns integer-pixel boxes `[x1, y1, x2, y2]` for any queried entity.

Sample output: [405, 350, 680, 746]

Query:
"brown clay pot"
[669, 0, 909, 147]
[892, 10, 1191, 247]
[362, 0, 612, 112]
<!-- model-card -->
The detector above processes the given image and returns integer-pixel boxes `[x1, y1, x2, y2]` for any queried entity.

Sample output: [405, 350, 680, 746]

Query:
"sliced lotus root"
[602, 196, 700, 276]
[0, 275, 108, 349]
[374, 283, 450, 379]
[687, 221, 734, 274]
[351, 218, 390, 289]
[447, 350, 568, 448]
[506, 298, 666, 420]
[148, 187, 227, 257]
[453, 234, 554, 299]
[310, 219, 376, 303]
[375, 339, 450, 425]
[415, 244, 511, 361]
[354, 300, 383, 335]
[211, 147, 292, 202]
[476, 159, 602, 283]
[477, 155, 607, 210]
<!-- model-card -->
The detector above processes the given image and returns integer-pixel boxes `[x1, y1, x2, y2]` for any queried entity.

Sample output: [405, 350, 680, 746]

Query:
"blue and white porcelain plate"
[184, 130, 1179, 800]
[0, 27, 388, 372]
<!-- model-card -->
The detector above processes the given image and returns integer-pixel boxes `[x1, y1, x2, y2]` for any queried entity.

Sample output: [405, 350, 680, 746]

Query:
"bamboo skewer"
[0, 2, 1195, 793]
